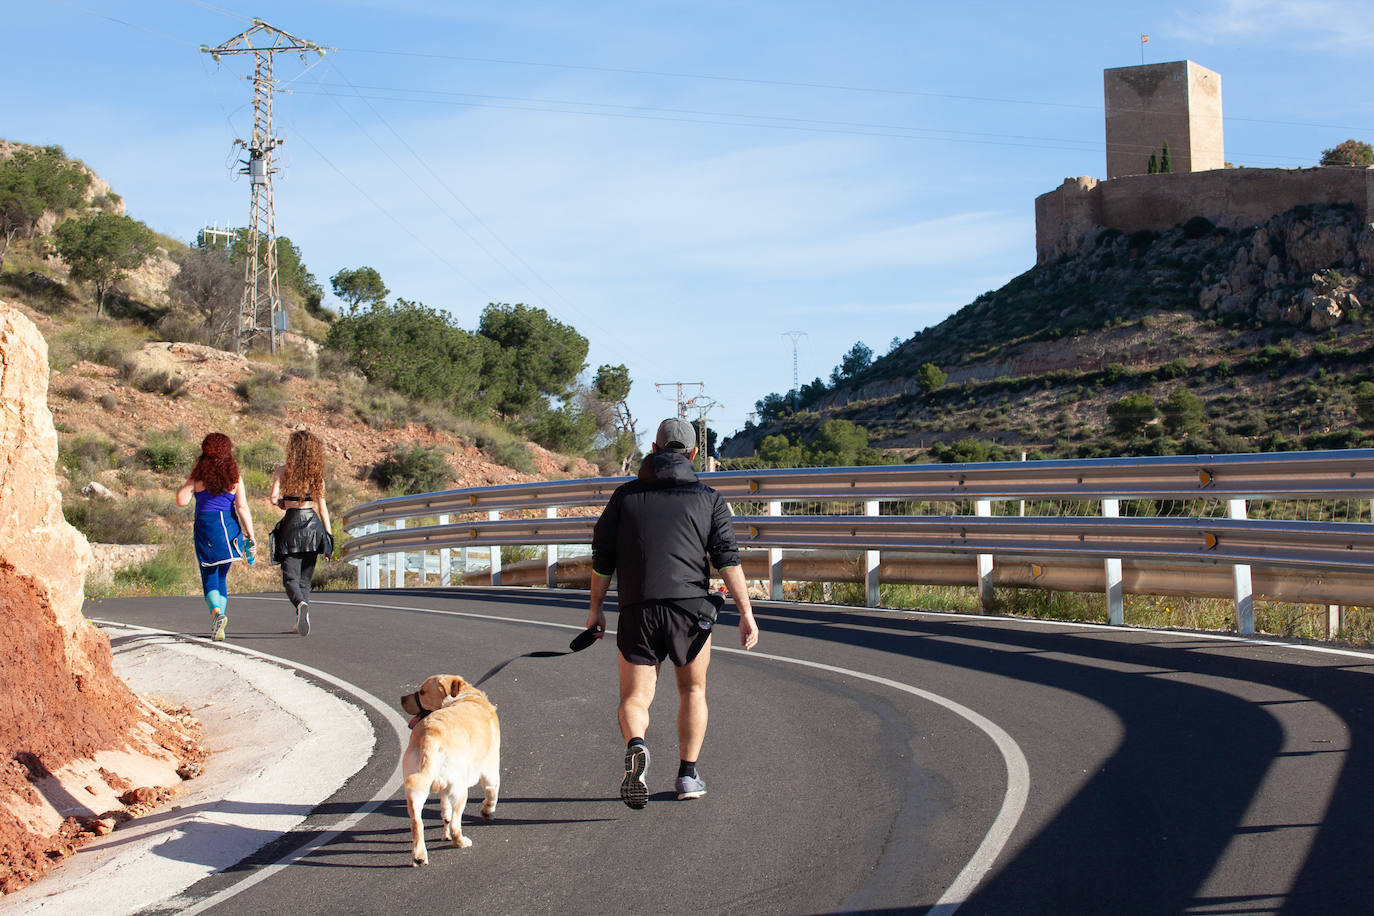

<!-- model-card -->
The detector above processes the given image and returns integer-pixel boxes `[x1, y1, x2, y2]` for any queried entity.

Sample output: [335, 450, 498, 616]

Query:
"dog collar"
[404, 691, 432, 723]
[405, 689, 484, 727]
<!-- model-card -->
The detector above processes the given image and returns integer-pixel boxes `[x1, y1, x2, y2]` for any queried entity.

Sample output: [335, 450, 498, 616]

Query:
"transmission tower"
[654, 381, 705, 419]
[782, 331, 807, 411]
[684, 396, 722, 471]
[202, 20, 326, 354]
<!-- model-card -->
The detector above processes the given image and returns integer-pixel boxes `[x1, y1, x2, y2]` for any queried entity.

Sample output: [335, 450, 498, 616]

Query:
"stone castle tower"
[1104, 60, 1224, 178]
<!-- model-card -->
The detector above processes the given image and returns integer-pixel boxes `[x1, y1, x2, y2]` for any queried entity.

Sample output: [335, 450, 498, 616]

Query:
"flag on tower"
[1141, 34, 1149, 43]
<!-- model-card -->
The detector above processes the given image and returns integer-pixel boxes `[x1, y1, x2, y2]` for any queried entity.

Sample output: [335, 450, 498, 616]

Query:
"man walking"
[587, 417, 760, 809]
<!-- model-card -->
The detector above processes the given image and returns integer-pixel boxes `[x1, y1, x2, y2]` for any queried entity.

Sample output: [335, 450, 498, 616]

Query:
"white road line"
[92, 621, 411, 916]
[306, 596, 1029, 914]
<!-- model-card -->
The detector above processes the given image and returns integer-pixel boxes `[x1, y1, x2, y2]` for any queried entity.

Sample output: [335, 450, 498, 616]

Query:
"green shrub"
[235, 370, 289, 415]
[483, 439, 536, 474]
[241, 467, 271, 494]
[238, 439, 285, 474]
[1182, 216, 1215, 239]
[371, 445, 454, 494]
[1355, 381, 1374, 425]
[55, 380, 89, 401]
[526, 405, 597, 454]
[930, 437, 1016, 463]
[63, 494, 164, 544]
[59, 433, 118, 475]
[137, 428, 194, 472]
[135, 369, 188, 398]
[46, 318, 146, 371]
[1107, 393, 1158, 435]
[1161, 389, 1205, 434]
[113, 549, 190, 594]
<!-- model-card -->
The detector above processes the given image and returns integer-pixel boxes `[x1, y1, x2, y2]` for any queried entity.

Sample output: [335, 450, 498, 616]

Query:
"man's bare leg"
[675, 638, 711, 762]
[619, 657, 658, 809]
[619, 655, 658, 742]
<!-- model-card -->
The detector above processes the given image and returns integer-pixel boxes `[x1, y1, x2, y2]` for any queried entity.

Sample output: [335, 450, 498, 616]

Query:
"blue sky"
[8, 0, 1374, 441]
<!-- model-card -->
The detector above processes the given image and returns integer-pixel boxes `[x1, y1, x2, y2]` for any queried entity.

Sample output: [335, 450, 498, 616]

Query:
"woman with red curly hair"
[269, 429, 333, 636]
[175, 432, 257, 641]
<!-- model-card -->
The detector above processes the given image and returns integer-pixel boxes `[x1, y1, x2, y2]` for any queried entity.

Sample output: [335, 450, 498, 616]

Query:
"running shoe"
[211, 613, 227, 642]
[295, 603, 310, 637]
[620, 743, 650, 810]
[675, 773, 707, 800]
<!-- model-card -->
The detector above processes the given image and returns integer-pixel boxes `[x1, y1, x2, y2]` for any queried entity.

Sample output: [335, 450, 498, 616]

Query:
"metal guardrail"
[341, 449, 1374, 635]
[340, 449, 1374, 528]
[342, 514, 1374, 571]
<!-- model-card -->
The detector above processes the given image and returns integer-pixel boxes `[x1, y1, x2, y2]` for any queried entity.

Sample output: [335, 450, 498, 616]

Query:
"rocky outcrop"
[0, 301, 198, 893]
[0, 302, 95, 664]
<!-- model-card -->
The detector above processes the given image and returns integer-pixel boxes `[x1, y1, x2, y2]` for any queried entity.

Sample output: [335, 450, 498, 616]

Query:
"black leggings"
[281, 552, 318, 608]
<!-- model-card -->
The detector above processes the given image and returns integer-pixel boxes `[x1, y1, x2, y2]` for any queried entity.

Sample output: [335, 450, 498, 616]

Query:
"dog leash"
[470, 624, 603, 688]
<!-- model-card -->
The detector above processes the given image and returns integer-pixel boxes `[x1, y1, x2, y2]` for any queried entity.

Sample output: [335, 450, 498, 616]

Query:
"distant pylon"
[202, 20, 327, 354]
[782, 331, 806, 411]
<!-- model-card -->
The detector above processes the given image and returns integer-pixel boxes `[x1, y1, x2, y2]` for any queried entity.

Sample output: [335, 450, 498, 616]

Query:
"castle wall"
[1035, 166, 1374, 263]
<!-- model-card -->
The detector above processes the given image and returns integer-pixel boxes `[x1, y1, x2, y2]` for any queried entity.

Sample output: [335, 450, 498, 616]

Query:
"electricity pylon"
[654, 381, 705, 419]
[782, 331, 806, 411]
[202, 20, 326, 354]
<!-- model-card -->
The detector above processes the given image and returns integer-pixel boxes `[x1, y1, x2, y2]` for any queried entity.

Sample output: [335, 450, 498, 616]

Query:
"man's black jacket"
[591, 451, 740, 614]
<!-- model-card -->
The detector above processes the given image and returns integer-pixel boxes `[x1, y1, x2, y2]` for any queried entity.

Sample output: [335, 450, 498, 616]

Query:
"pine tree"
[1147, 152, 1159, 174]
[1161, 141, 1172, 173]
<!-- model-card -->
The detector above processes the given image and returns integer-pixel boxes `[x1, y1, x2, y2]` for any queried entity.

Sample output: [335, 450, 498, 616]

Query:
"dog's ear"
[448, 677, 467, 697]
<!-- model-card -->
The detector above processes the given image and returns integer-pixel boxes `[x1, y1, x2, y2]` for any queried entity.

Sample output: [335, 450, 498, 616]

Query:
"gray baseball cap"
[655, 417, 695, 452]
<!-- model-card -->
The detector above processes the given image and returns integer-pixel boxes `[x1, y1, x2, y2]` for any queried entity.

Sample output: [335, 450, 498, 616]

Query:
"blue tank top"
[193, 488, 236, 513]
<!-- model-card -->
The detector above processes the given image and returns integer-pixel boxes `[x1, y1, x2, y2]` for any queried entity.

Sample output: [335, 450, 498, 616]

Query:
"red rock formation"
[0, 302, 199, 893]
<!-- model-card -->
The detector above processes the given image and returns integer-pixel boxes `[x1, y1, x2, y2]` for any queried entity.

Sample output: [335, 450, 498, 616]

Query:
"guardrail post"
[367, 523, 380, 589]
[1102, 499, 1124, 626]
[489, 509, 502, 586]
[975, 499, 994, 613]
[1230, 498, 1254, 635]
[439, 515, 450, 586]
[460, 547, 469, 586]
[393, 519, 406, 589]
[355, 534, 365, 588]
[1328, 605, 1344, 639]
[865, 500, 881, 607]
[769, 500, 783, 600]
[546, 507, 558, 588]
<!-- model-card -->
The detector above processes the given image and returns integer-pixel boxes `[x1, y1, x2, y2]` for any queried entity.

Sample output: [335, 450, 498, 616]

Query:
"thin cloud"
[1180, 0, 1374, 51]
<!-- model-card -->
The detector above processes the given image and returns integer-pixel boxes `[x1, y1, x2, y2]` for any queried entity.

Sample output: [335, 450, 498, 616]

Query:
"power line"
[284, 123, 497, 303]
[333, 46, 1374, 136]
[299, 78, 1364, 163]
[315, 59, 635, 352]
[336, 46, 1101, 111]
[282, 86, 1318, 167]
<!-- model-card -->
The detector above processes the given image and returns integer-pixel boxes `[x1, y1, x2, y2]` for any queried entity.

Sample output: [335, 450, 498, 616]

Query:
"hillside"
[10, 296, 596, 597]
[0, 141, 600, 597]
[726, 203, 1374, 461]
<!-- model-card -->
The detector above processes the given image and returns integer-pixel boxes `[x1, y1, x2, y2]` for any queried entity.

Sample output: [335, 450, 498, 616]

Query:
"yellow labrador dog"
[399, 675, 501, 866]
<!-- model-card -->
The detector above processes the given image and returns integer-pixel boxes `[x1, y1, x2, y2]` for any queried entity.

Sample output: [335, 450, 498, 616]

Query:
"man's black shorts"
[617, 601, 712, 667]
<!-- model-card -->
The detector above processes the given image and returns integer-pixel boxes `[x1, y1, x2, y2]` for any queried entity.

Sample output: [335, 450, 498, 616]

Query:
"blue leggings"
[199, 563, 230, 613]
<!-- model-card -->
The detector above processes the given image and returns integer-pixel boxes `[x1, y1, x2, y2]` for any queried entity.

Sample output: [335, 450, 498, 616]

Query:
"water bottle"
[242, 535, 256, 565]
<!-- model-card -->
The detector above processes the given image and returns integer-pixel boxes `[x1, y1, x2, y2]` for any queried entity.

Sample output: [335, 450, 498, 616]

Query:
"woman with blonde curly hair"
[176, 432, 256, 642]
[269, 429, 333, 636]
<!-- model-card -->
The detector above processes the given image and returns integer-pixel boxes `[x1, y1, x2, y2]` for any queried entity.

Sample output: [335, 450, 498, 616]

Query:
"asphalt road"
[88, 588, 1374, 915]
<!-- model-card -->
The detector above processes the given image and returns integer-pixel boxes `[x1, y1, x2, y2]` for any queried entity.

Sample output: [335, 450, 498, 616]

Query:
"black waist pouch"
[672, 592, 726, 627]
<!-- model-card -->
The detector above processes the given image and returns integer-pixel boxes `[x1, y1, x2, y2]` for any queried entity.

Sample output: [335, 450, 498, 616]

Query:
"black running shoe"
[620, 743, 650, 810]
